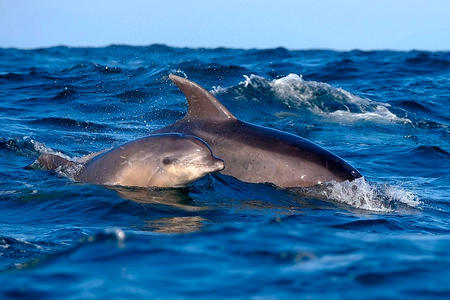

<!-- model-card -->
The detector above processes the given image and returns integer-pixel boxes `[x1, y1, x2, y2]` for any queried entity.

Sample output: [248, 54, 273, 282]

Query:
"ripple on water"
[29, 117, 110, 131]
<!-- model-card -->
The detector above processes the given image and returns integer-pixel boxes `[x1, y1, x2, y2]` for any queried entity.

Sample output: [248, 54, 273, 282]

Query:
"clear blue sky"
[0, 0, 448, 50]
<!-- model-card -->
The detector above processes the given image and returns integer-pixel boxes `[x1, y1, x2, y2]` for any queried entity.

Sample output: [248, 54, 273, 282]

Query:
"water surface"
[0, 45, 449, 298]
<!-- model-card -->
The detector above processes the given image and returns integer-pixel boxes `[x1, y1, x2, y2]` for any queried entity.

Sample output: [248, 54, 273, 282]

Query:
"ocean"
[0, 45, 449, 298]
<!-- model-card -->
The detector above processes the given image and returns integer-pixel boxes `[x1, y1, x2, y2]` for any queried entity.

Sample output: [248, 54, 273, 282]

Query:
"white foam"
[13, 136, 82, 180]
[54, 162, 83, 180]
[320, 177, 421, 212]
[22, 136, 71, 160]
[214, 74, 411, 124]
[383, 183, 422, 208]
[211, 85, 227, 94]
[170, 69, 187, 79]
[326, 106, 407, 123]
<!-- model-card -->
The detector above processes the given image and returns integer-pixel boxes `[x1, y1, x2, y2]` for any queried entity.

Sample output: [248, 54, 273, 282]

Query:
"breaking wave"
[213, 74, 412, 124]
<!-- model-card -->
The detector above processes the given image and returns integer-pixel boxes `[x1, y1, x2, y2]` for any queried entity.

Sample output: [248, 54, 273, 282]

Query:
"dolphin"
[154, 75, 362, 188]
[36, 133, 225, 188]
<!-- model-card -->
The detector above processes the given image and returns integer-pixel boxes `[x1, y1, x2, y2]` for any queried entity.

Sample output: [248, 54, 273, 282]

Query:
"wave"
[0, 72, 25, 80]
[405, 52, 450, 69]
[0, 136, 70, 159]
[116, 89, 149, 102]
[63, 62, 124, 74]
[52, 88, 78, 100]
[1, 136, 84, 180]
[243, 47, 294, 59]
[174, 61, 248, 78]
[398, 100, 430, 112]
[411, 145, 450, 157]
[0, 236, 44, 252]
[94, 64, 123, 74]
[0, 69, 54, 82]
[0, 136, 91, 180]
[10, 228, 126, 271]
[0, 236, 47, 270]
[29, 117, 109, 131]
[212, 74, 412, 124]
[331, 218, 403, 231]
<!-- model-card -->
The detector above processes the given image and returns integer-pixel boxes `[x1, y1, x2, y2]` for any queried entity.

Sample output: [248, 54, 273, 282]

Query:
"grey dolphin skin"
[37, 133, 225, 188]
[154, 75, 362, 188]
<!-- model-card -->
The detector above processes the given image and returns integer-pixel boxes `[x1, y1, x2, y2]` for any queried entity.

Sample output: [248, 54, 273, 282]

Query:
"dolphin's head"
[155, 134, 224, 187]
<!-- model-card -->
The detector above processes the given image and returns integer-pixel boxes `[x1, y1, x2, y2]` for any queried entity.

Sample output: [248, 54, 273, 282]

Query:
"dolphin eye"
[162, 157, 172, 165]
[163, 157, 179, 165]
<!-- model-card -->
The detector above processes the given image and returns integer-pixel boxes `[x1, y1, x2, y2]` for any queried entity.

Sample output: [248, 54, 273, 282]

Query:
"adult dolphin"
[36, 133, 225, 188]
[154, 75, 362, 188]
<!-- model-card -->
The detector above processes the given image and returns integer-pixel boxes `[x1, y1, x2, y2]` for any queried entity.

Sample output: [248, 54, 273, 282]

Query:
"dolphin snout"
[212, 158, 225, 172]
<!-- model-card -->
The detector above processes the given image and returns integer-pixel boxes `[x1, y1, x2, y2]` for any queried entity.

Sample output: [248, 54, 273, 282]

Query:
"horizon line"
[1, 43, 449, 52]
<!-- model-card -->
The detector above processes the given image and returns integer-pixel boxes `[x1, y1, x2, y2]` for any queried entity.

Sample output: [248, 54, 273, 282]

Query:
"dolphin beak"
[212, 158, 225, 172]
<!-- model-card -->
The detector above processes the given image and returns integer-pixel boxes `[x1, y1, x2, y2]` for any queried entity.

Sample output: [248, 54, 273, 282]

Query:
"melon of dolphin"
[154, 75, 362, 187]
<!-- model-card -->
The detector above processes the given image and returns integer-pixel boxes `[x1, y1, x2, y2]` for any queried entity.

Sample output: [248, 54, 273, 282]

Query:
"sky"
[0, 0, 449, 50]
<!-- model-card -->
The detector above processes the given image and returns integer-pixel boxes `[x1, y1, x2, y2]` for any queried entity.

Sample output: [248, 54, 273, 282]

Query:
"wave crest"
[213, 74, 411, 124]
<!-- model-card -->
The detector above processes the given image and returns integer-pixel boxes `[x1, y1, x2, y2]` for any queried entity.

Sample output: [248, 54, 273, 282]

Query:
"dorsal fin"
[169, 74, 236, 121]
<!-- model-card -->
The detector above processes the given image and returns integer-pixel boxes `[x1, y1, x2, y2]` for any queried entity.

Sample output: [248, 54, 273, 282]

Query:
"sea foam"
[318, 177, 421, 212]
[213, 74, 412, 124]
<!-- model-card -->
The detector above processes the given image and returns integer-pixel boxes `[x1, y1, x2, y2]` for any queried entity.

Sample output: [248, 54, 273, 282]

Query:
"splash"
[170, 69, 188, 79]
[318, 177, 421, 212]
[213, 74, 412, 124]
[1, 136, 70, 159]
[53, 162, 83, 180]
[2, 136, 83, 180]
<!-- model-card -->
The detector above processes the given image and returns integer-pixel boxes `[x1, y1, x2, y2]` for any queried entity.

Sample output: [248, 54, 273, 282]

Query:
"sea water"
[0, 45, 449, 298]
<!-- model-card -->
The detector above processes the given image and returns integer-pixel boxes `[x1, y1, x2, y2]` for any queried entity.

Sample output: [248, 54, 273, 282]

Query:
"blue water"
[0, 45, 449, 298]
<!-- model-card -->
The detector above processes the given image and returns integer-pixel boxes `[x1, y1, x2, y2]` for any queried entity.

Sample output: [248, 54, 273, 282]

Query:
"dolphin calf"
[154, 75, 362, 187]
[37, 133, 224, 188]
